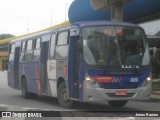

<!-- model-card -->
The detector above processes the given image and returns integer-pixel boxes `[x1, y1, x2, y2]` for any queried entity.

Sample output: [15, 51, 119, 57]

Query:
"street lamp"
[65, 3, 68, 21]
[51, 10, 54, 26]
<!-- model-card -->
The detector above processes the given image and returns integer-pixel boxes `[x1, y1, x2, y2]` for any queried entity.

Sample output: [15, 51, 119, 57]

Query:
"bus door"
[14, 47, 20, 89]
[68, 28, 81, 99]
[40, 40, 49, 93]
[8, 43, 21, 89]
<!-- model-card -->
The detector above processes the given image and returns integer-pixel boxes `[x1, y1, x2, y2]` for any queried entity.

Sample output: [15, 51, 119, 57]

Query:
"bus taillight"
[63, 66, 67, 77]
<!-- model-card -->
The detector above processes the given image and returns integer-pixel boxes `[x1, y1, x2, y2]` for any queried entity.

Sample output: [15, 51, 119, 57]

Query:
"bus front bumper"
[82, 81, 151, 102]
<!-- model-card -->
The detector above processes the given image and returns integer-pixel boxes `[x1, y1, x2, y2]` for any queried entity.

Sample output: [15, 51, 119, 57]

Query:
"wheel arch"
[20, 75, 26, 89]
[57, 78, 75, 108]
[57, 77, 66, 89]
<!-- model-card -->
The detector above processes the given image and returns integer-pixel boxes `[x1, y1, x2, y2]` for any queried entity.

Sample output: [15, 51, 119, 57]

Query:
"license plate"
[115, 90, 127, 96]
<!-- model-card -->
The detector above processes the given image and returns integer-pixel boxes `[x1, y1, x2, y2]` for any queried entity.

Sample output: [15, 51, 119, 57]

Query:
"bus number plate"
[115, 90, 127, 96]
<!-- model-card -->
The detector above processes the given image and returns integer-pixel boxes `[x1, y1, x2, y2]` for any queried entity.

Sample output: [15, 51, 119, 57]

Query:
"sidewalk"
[152, 79, 160, 82]
[151, 78, 160, 99]
[151, 91, 160, 99]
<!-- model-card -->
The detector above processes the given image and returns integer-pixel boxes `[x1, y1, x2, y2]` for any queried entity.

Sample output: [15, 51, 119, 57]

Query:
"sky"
[0, 0, 74, 36]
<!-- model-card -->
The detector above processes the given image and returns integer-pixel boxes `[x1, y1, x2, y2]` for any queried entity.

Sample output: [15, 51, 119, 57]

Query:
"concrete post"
[111, 2, 123, 22]
[90, 0, 132, 22]
[0, 57, 2, 71]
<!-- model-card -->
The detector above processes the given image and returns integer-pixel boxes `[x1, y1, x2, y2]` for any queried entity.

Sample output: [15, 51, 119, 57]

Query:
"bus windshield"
[82, 26, 150, 66]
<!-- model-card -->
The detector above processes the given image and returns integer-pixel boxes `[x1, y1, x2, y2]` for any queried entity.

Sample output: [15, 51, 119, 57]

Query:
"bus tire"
[57, 82, 75, 108]
[108, 100, 128, 107]
[21, 78, 33, 99]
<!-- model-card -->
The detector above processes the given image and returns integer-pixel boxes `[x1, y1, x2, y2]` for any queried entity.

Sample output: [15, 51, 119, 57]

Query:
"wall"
[0, 52, 8, 71]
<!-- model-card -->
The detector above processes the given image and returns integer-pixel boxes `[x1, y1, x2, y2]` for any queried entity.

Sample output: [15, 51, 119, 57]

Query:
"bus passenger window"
[33, 38, 41, 60]
[26, 40, 33, 50]
[49, 34, 56, 59]
[9, 44, 15, 62]
[35, 38, 41, 49]
[21, 41, 26, 51]
[11, 44, 15, 53]
[57, 31, 69, 45]
[25, 40, 33, 61]
[55, 31, 69, 59]
[20, 41, 26, 61]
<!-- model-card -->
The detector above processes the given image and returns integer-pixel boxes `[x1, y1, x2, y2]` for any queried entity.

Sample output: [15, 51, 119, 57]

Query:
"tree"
[0, 34, 15, 40]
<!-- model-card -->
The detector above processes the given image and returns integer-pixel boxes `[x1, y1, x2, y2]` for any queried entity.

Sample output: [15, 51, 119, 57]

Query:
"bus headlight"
[146, 76, 151, 81]
[85, 74, 92, 81]
[85, 74, 98, 87]
[142, 74, 152, 87]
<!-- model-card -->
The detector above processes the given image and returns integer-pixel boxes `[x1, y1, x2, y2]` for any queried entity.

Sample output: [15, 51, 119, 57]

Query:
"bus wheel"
[108, 100, 128, 107]
[21, 78, 33, 99]
[57, 82, 75, 108]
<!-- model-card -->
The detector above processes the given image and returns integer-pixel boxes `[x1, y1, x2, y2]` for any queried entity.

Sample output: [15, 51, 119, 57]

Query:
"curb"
[152, 91, 160, 95]
[150, 93, 160, 100]
[152, 79, 160, 82]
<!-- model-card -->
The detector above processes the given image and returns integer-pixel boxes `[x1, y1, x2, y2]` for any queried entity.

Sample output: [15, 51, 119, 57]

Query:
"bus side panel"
[19, 61, 40, 94]
[55, 45, 68, 91]
[8, 62, 14, 88]
[56, 59, 68, 84]
[47, 60, 57, 97]
[27, 78, 37, 94]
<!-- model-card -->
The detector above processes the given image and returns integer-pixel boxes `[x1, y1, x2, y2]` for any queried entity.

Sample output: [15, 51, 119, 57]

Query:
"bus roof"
[73, 21, 140, 28]
[9, 30, 51, 44]
[2, 21, 70, 45]
[9, 21, 140, 44]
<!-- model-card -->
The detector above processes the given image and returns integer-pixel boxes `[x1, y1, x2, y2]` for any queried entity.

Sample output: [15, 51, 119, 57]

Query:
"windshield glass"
[82, 26, 150, 66]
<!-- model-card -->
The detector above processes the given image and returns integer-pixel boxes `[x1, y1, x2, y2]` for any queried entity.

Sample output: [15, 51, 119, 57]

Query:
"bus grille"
[99, 82, 139, 89]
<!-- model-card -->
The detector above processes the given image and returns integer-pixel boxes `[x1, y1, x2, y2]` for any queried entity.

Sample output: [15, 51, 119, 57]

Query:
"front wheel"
[57, 82, 75, 108]
[108, 100, 128, 107]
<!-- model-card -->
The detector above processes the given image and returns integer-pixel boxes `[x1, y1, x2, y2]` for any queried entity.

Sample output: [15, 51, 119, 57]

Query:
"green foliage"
[0, 34, 15, 40]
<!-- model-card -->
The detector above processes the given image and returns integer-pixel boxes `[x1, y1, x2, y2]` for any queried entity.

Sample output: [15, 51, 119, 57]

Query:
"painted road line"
[0, 104, 52, 111]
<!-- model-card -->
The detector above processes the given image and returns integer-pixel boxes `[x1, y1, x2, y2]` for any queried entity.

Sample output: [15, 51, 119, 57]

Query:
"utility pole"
[111, 1, 124, 22]
[27, 19, 30, 34]
[90, 0, 132, 22]
[65, 3, 68, 21]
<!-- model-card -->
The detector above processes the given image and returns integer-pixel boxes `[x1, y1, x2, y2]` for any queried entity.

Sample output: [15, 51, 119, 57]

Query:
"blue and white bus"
[8, 21, 151, 108]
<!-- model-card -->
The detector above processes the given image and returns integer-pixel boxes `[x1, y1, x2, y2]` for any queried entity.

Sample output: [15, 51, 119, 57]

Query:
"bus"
[8, 21, 151, 108]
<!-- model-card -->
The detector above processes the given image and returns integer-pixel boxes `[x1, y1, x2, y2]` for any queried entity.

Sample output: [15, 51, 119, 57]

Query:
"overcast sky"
[0, 0, 73, 36]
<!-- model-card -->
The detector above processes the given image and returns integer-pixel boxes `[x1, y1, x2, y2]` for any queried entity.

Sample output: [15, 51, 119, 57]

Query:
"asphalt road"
[0, 71, 160, 112]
